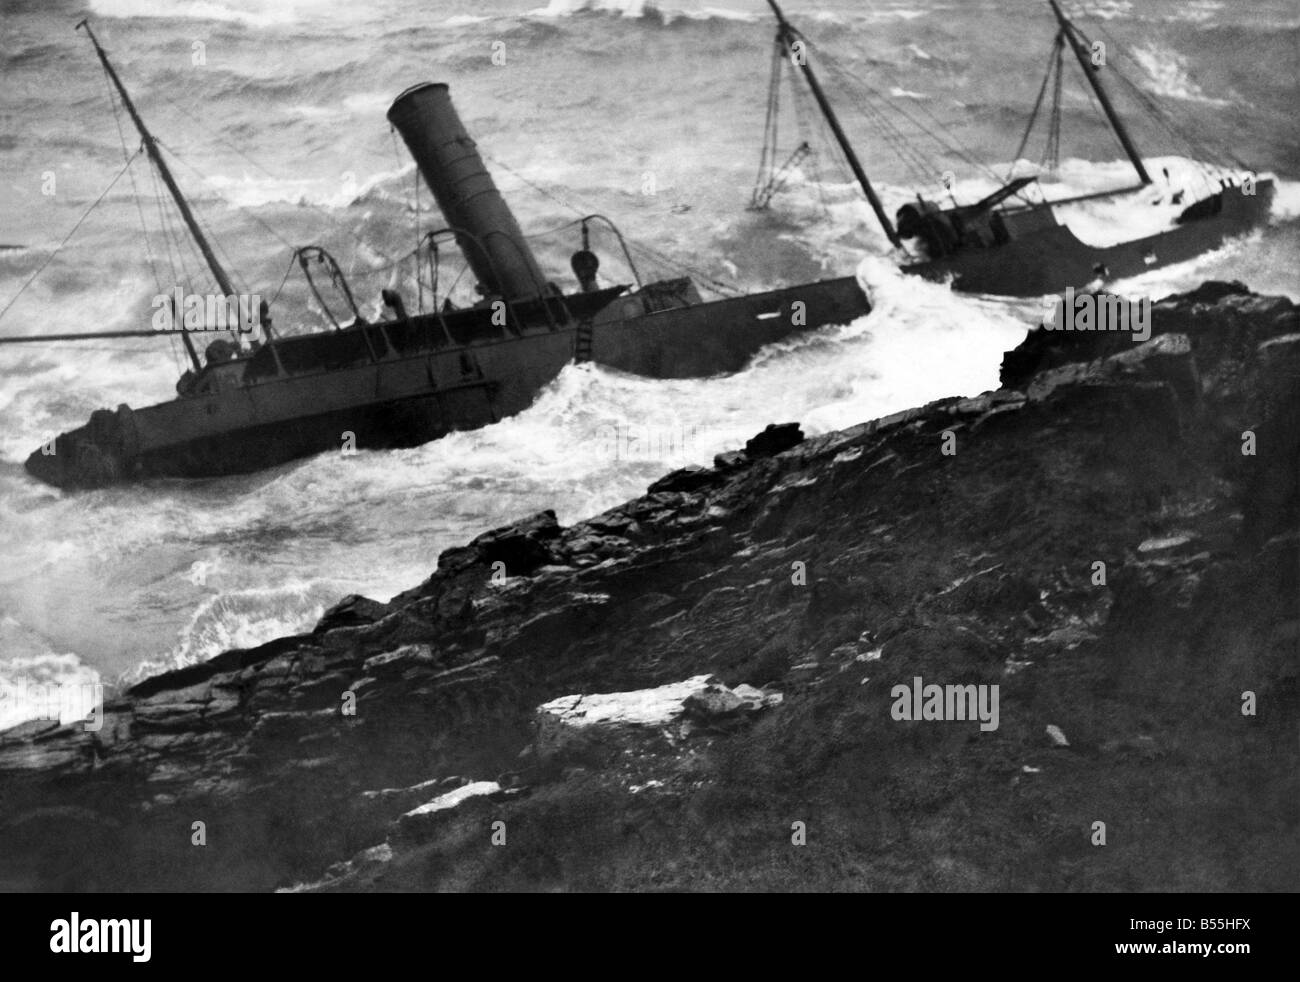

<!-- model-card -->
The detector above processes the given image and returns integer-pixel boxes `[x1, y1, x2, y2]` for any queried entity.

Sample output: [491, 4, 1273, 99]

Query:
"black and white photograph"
[0, 0, 1295, 949]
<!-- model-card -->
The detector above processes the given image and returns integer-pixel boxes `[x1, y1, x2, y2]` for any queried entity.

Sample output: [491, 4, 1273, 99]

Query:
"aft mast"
[766, 0, 902, 248]
[1047, 0, 1151, 184]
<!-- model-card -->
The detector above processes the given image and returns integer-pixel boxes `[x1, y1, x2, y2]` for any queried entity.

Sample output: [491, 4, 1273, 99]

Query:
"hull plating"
[26, 277, 869, 488]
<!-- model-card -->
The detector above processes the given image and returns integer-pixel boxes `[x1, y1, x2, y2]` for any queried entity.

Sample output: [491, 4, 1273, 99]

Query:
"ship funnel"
[388, 83, 549, 303]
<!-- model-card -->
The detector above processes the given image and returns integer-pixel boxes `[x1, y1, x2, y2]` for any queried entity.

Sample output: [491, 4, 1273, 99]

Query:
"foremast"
[1047, 0, 1151, 184]
[765, 0, 902, 248]
[78, 19, 238, 370]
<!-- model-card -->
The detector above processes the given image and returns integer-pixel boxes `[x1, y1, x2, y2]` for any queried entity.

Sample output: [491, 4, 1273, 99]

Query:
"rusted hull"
[25, 276, 869, 488]
[901, 181, 1274, 296]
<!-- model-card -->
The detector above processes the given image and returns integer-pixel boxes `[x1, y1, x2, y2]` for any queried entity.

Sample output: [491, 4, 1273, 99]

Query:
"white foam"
[1129, 43, 1232, 106]
[88, 0, 332, 28]
[199, 162, 412, 210]
[0, 637, 102, 732]
[528, 0, 758, 23]
[127, 579, 328, 680]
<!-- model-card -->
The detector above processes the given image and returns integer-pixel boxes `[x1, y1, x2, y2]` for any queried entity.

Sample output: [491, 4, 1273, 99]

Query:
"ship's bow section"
[24, 405, 139, 489]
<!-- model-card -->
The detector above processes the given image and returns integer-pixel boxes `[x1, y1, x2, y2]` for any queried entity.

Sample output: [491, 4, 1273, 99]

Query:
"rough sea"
[0, 0, 1297, 726]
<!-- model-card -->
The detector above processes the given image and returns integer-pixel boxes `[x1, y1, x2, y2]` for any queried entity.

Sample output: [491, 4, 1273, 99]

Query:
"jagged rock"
[1024, 332, 1198, 404]
[683, 681, 783, 721]
[435, 544, 479, 575]
[278, 842, 393, 893]
[533, 675, 781, 762]
[468, 510, 564, 575]
[647, 465, 721, 494]
[713, 450, 749, 471]
[362, 644, 437, 674]
[562, 530, 632, 565]
[1179, 280, 1252, 305]
[315, 594, 388, 633]
[0, 282, 1296, 893]
[682, 684, 745, 718]
[536, 675, 714, 747]
[360, 776, 444, 804]
[395, 781, 501, 840]
[744, 422, 804, 457]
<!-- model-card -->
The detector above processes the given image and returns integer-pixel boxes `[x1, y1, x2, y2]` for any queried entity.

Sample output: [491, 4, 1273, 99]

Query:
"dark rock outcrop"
[1, 285, 1296, 892]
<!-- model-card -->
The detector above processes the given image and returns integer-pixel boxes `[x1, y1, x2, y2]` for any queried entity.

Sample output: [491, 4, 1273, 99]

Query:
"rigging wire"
[49, 48, 762, 323]
[388, 124, 424, 308]
[146, 85, 394, 252]
[100, 63, 182, 373]
[808, 40, 1003, 187]
[148, 160, 205, 299]
[792, 73, 833, 219]
[1046, 34, 1065, 171]
[103, 70, 163, 295]
[156, 140, 296, 255]
[268, 254, 297, 307]
[0, 152, 140, 324]
[143, 64, 748, 302]
[1009, 34, 1063, 181]
[751, 41, 786, 207]
[479, 149, 744, 298]
[1079, 10, 1249, 172]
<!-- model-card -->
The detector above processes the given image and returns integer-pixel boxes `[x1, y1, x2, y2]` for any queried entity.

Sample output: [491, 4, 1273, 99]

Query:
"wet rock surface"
[1, 284, 1297, 892]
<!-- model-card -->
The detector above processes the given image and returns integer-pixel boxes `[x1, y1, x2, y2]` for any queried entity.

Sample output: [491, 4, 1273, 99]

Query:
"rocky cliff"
[2, 281, 1296, 892]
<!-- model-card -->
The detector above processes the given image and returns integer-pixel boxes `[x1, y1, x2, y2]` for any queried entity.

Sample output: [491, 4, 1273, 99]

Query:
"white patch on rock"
[534, 675, 783, 758]
[1137, 534, 1194, 553]
[538, 675, 717, 730]
[403, 780, 501, 818]
[363, 644, 435, 673]
[355, 843, 392, 864]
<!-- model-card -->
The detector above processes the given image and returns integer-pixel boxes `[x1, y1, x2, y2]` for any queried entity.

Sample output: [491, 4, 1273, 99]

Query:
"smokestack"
[387, 82, 549, 303]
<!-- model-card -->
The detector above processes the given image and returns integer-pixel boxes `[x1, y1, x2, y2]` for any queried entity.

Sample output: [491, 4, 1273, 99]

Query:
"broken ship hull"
[901, 181, 1275, 297]
[24, 276, 868, 488]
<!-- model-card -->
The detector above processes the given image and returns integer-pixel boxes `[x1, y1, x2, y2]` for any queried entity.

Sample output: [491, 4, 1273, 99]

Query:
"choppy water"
[0, 0, 1297, 725]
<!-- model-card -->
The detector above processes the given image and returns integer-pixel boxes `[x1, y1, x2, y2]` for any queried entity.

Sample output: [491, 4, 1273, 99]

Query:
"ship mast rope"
[0, 152, 139, 327]
[756, 2, 1258, 216]
[1010, 31, 1069, 179]
[477, 150, 746, 300]
[753, 28, 1013, 219]
[0, 38, 308, 351]
[8, 27, 749, 348]
[1067, 16, 1251, 195]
